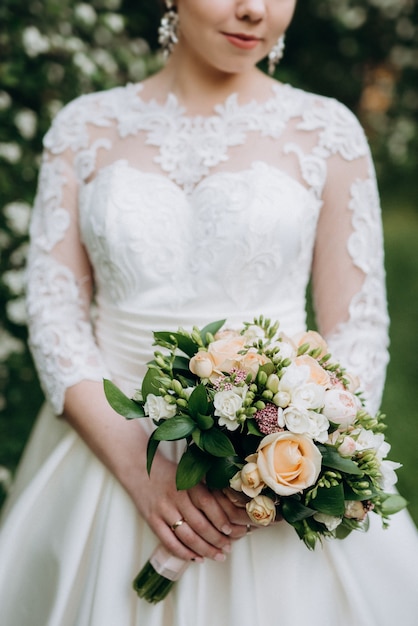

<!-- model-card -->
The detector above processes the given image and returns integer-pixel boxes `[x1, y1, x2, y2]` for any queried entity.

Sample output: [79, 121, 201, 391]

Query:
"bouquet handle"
[133, 544, 190, 603]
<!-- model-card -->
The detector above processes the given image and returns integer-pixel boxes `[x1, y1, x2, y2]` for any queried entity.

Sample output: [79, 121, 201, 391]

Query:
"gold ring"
[171, 518, 185, 531]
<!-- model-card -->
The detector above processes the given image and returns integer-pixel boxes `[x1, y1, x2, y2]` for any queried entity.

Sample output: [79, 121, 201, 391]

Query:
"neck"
[157, 46, 269, 115]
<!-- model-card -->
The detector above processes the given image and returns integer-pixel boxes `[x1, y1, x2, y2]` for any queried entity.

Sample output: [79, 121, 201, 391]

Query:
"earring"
[268, 35, 285, 76]
[158, 0, 179, 59]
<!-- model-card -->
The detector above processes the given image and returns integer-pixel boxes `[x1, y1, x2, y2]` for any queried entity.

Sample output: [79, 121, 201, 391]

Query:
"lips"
[222, 32, 262, 50]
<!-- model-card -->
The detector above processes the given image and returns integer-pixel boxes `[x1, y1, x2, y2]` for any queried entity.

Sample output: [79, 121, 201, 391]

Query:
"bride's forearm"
[62, 379, 155, 505]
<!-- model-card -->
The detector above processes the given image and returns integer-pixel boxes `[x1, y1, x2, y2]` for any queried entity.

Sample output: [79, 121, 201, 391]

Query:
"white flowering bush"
[0, 0, 162, 503]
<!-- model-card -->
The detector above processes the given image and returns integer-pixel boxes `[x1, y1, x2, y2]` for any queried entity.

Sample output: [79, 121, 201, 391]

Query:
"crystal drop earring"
[158, 0, 179, 59]
[268, 35, 285, 76]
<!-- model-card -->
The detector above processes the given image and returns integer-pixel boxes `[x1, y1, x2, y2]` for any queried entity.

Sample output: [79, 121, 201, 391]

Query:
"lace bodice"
[26, 82, 389, 415]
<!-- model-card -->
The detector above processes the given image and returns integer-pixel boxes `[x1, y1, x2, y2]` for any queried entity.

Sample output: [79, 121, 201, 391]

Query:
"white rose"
[281, 406, 329, 442]
[144, 394, 177, 420]
[291, 382, 325, 410]
[322, 389, 361, 428]
[214, 387, 246, 431]
[313, 512, 342, 531]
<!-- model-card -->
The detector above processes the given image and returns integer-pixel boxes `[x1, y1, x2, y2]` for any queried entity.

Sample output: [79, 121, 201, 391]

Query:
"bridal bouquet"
[104, 317, 406, 603]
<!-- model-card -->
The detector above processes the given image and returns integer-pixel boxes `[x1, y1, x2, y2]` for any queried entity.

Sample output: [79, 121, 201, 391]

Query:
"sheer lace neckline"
[131, 81, 288, 121]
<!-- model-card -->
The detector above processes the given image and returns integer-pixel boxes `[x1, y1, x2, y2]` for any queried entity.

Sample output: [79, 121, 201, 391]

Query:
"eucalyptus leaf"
[152, 415, 195, 441]
[176, 447, 212, 490]
[188, 384, 209, 418]
[104, 379, 145, 419]
[317, 444, 363, 476]
[311, 483, 345, 516]
[201, 428, 236, 457]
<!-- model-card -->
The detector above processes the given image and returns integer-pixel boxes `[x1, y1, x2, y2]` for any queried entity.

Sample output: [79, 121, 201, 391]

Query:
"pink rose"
[322, 389, 361, 428]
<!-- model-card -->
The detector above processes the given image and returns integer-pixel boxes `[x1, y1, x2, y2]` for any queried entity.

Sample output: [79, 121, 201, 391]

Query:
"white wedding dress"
[0, 82, 417, 626]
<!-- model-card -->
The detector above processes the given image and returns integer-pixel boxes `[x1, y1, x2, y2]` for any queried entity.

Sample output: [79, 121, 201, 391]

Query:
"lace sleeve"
[311, 111, 389, 414]
[26, 110, 110, 415]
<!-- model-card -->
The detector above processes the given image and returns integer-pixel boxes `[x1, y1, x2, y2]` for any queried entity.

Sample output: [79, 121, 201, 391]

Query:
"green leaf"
[146, 435, 160, 475]
[206, 456, 241, 489]
[176, 447, 212, 490]
[381, 494, 408, 515]
[192, 428, 203, 449]
[195, 413, 215, 430]
[259, 362, 275, 376]
[152, 415, 195, 441]
[188, 384, 209, 418]
[172, 356, 192, 376]
[246, 419, 263, 436]
[200, 319, 226, 342]
[311, 483, 345, 516]
[103, 379, 145, 419]
[201, 428, 236, 457]
[281, 497, 316, 523]
[141, 368, 162, 401]
[153, 332, 198, 357]
[317, 444, 363, 476]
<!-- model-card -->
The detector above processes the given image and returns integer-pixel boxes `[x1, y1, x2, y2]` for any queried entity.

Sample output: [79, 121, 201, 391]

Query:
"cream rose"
[144, 394, 177, 420]
[189, 351, 214, 378]
[246, 495, 276, 526]
[322, 389, 361, 428]
[240, 462, 265, 497]
[256, 431, 322, 496]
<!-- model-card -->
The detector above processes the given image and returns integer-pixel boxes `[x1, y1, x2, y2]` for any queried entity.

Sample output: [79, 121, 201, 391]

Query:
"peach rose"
[208, 336, 247, 374]
[295, 330, 329, 358]
[246, 495, 276, 526]
[294, 355, 331, 388]
[239, 349, 270, 380]
[256, 431, 322, 496]
[189, 351, 214, 378]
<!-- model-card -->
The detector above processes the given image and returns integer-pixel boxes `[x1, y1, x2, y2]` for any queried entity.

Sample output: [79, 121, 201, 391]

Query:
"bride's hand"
[134, 454, 252, 563]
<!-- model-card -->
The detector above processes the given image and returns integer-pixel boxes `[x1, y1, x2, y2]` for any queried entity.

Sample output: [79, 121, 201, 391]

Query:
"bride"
[0, 1, 417, 624]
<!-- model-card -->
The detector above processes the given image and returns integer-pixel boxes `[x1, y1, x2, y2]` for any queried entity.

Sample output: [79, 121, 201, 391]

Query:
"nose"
[236, 0, 266, 22]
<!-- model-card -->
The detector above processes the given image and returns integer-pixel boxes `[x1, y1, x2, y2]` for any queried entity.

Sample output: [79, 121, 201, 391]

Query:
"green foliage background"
[0, 0, 417, 524]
